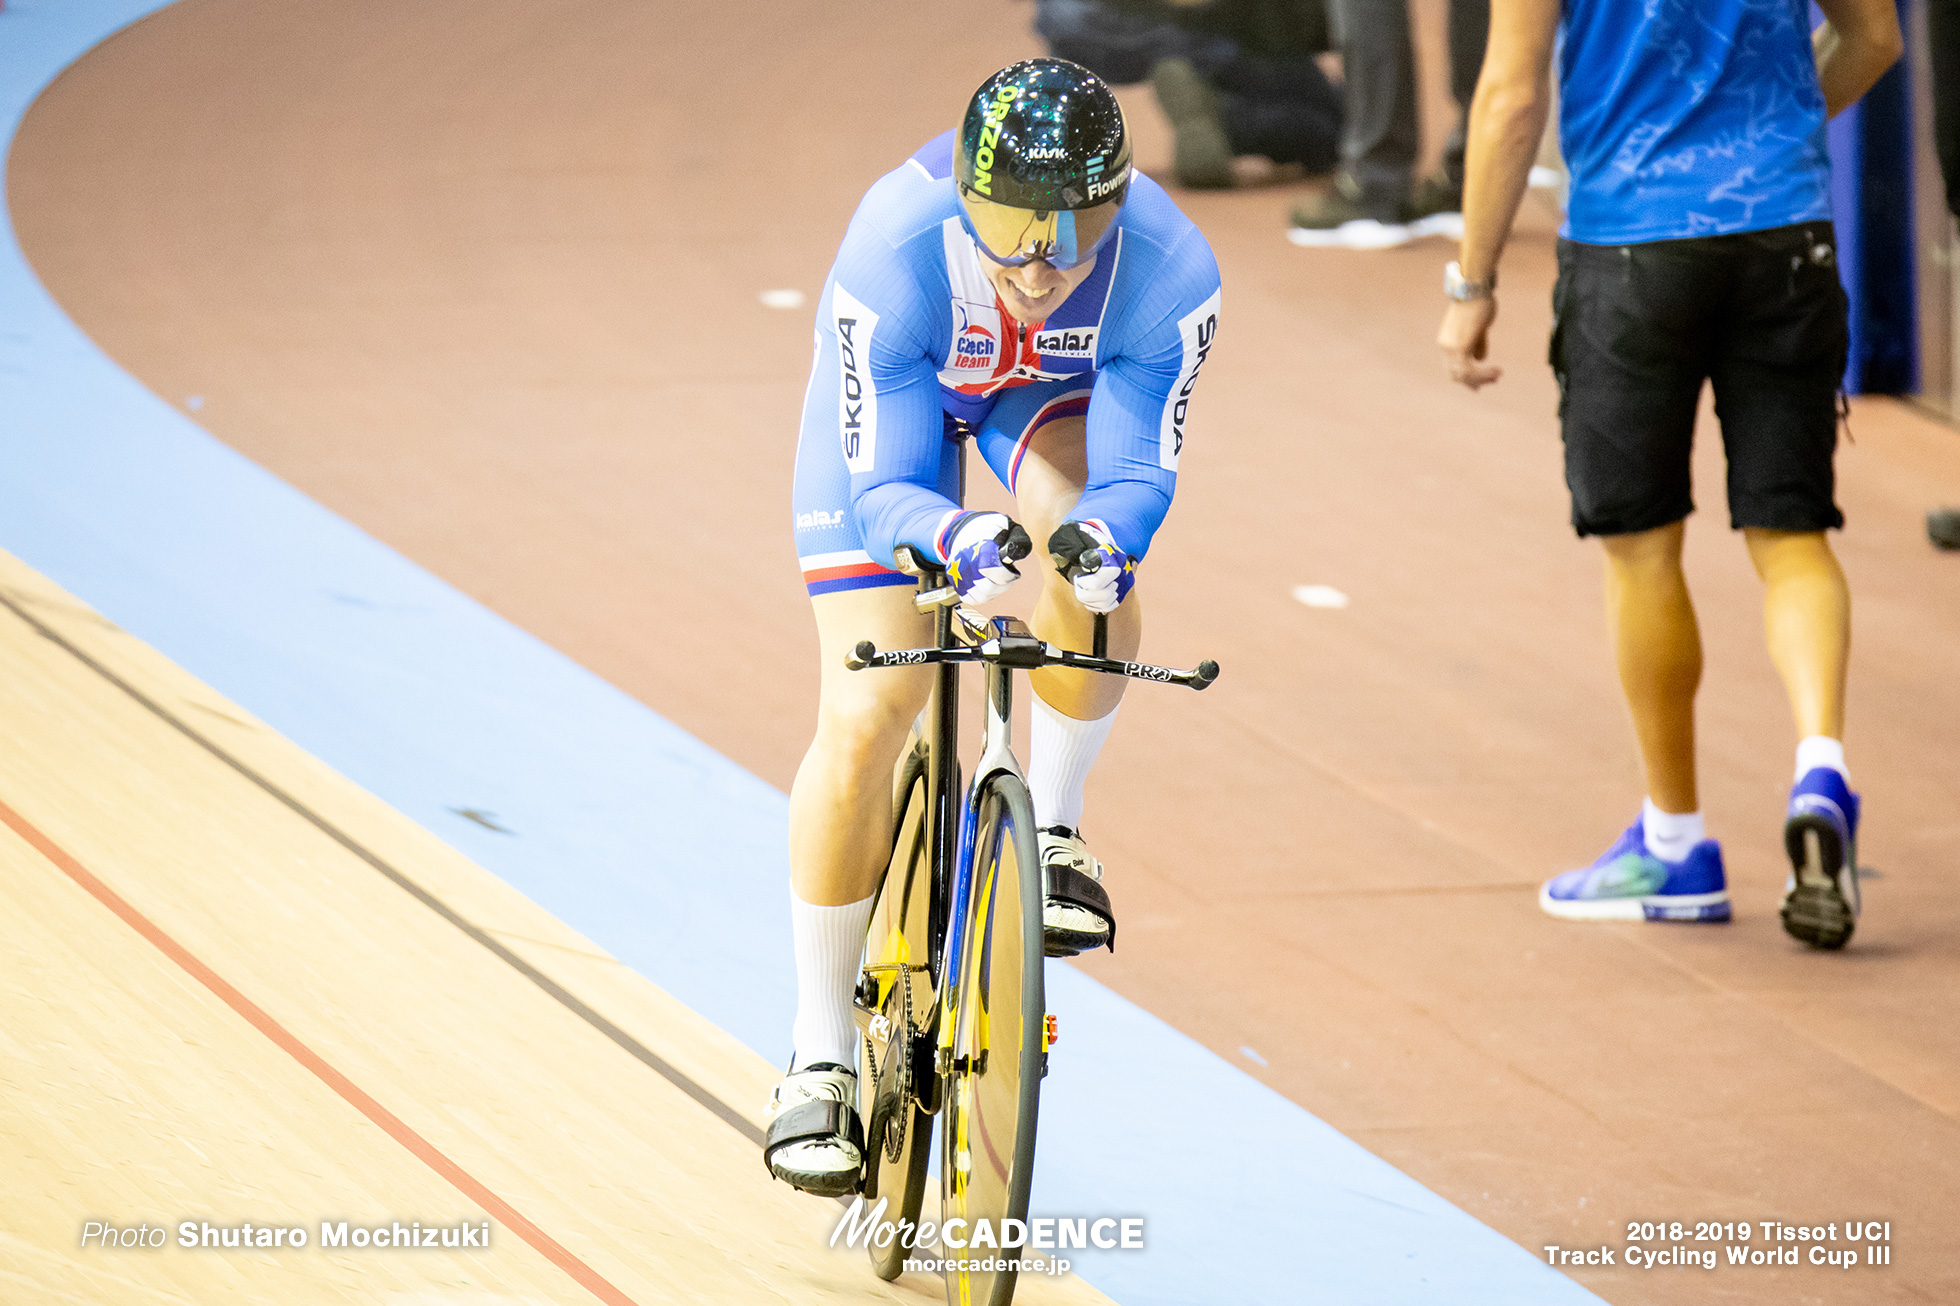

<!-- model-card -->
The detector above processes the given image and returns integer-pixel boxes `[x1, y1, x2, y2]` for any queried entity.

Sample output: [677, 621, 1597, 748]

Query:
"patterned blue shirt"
[1558, 0, 1832, 244]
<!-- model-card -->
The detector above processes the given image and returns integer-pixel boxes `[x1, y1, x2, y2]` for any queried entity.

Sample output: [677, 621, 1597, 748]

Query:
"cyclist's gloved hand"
[944, 511, 1033, 605]
[1048, 519, 1134, 614]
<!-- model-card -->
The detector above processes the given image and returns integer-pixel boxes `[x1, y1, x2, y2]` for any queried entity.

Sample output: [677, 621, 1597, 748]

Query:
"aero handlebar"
[846, 633, 1219, 691]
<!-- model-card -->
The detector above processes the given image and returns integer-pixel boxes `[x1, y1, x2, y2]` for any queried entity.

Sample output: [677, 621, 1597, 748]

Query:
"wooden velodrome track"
[6, 1, 1960, 1303]
[0, 549, 1119, 1306]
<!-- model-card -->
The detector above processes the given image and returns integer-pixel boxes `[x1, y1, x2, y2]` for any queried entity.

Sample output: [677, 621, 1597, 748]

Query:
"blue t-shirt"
[1559, 0, 1832, 244]
[805, 131, 1222, 567]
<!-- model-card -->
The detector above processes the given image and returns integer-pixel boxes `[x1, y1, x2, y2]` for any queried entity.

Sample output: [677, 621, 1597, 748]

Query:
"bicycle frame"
[888, 554, 1028, 1109]
[858, 548, 1218, 1114]
[938, 613, 1030, 1083]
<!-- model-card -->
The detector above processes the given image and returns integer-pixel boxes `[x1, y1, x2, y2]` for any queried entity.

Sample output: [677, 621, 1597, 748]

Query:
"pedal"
[1043, 1013, 1058, 1048]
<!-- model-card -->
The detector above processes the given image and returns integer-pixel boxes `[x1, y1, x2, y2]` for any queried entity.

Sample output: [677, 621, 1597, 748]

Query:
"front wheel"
[941, 772, 1045, 1306]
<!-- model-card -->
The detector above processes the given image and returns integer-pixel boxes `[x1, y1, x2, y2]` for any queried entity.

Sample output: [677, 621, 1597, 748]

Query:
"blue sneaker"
[1540, 818, 1732, 922]
[1781, 768, 1861, 949]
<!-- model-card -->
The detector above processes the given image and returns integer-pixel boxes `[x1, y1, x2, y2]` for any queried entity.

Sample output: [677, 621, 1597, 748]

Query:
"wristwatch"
[1444, 261, 1496, 302]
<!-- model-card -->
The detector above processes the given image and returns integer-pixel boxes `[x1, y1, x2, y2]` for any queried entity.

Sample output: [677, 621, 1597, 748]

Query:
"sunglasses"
[957, 187, 1124, 271]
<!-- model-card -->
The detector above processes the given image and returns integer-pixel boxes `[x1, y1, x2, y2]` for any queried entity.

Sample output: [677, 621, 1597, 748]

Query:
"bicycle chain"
[881, 962, 913, 1164]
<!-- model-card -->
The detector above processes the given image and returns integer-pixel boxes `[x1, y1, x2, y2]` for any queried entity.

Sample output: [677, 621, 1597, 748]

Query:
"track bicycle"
[849, 544, 1217, 1306]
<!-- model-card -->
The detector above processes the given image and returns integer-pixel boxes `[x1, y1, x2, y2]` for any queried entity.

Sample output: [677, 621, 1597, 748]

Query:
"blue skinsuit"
[792, 131, 1222, 596]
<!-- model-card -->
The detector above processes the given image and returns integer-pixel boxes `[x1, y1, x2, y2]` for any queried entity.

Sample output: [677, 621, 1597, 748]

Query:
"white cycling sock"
[1029, 695, 1118, 832]
[790, 890, 874, 1072]
[1795, 735, 1849, 782]
[1642, 798, 1706, 864]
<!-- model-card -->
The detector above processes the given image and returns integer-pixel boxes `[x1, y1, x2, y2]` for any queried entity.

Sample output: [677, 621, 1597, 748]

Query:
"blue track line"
[0, 5, 1602, 1302]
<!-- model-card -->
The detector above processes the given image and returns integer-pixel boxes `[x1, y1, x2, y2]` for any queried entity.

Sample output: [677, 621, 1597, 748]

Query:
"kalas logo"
[955, 324, 997, 369]
[1031, 327, 1096, 357]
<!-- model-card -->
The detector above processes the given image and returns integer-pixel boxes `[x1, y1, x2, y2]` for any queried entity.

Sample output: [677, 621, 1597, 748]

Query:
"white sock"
[789, 891, 874, 1072]
[1029, 695, 1118, 831]
[1795, 735, 1849, 782]
[1642, 798, 1706, 863]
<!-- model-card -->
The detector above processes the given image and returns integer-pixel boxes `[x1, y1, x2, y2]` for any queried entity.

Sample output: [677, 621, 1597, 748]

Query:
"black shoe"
[1287, 176, 1416, 248]
[1151, 59, 1234, 190]
[1409, 171, 1463, 222]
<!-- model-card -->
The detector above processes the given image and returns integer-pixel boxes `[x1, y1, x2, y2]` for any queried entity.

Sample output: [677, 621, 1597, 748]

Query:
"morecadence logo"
[830, 1195, 1144, 1277]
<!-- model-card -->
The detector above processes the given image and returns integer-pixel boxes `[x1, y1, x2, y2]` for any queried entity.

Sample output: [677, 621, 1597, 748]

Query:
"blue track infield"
[0, 5, 1602, 1303]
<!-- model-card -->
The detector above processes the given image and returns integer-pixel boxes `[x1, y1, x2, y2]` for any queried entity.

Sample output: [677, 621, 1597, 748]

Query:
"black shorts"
[1551, 222, 1849, 538]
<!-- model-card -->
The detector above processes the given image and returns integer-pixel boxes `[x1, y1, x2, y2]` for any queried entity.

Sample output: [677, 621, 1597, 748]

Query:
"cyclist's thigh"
[972, 377, 1095, 512]
[793, 409, 945, 737]
[808, 584, 935, 744]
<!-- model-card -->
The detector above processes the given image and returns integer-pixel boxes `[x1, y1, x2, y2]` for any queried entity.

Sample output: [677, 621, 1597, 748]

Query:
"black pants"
[1552, 225, 1849, 538]
[1933, 0, 1960, 219]
[1035, 0, 1341, 169]
[1327, 0, 1488, 209]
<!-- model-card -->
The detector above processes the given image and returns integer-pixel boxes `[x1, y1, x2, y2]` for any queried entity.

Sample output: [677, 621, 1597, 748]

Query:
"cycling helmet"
[954, 59, 1132, 270]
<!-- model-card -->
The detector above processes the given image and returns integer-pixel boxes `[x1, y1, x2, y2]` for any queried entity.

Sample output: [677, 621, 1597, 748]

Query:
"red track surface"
[12, 2, 1960, 1301]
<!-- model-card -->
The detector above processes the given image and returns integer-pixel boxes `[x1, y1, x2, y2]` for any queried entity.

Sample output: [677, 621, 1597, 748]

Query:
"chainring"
[869, 965, 915, 1164]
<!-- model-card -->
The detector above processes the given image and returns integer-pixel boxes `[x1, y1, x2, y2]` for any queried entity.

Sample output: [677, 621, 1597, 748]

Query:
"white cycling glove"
[1047, 519, 1134, 614]
[943, 511, 1033, 606]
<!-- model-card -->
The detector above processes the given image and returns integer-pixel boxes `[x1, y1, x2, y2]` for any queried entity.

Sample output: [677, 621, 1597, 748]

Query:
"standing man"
[1288, 0, 1489, 248]
[1437, 0, 1902, 948]
[1926, 0, 1960, 551]
[1033, 0, 1342, 189]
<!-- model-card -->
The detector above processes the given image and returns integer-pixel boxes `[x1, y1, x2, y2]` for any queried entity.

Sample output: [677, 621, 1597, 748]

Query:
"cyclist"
[765, 58, 1222, 1195]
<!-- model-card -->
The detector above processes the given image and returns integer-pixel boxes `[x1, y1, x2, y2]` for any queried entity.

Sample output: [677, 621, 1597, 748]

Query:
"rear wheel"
[858, 746, 937, 1280]
[941, 773, 1045, 1306]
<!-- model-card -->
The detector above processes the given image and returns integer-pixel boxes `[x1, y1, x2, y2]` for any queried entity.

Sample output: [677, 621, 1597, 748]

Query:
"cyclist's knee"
[813, 682, 926, 771]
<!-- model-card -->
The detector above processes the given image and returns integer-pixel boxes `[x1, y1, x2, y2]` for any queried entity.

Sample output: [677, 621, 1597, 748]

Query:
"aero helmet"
[954, 59, 1132, 270]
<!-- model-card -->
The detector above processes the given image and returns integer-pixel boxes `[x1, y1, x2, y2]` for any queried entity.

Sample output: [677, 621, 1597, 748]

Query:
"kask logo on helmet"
[970, 86, 1022, 197]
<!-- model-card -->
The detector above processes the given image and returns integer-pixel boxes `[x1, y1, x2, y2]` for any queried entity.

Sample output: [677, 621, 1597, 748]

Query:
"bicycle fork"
[936, 616, 1033, 1085]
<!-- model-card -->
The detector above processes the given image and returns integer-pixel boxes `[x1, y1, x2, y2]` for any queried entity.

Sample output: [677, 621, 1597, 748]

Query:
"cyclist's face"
[982, 253, 1100, 325]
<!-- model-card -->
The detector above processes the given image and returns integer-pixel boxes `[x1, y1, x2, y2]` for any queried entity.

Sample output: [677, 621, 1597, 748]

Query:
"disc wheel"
[941, 773, 1044, 1306]
[858, 751, 936, 1281]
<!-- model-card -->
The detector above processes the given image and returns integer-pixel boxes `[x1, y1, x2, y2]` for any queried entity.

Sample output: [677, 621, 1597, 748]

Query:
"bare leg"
[1010, 415, 1141, 720]
[787, 585, 934, 906]
[1599, 521, 1701, 814]
[1743, 529, 1850, 740]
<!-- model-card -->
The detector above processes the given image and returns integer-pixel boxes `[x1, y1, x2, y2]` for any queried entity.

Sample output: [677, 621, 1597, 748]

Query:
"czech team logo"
[955, 322, 997, 369]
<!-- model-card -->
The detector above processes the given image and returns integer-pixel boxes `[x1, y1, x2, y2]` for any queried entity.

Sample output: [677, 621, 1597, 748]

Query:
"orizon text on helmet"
[971, 86, 1022, 197]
